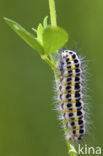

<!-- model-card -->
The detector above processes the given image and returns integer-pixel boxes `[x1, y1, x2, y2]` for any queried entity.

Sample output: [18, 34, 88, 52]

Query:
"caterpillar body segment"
[57, 50, 86, 142]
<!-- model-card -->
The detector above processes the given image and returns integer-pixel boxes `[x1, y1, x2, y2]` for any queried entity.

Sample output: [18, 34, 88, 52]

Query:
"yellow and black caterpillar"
[57, 50, 85, 142]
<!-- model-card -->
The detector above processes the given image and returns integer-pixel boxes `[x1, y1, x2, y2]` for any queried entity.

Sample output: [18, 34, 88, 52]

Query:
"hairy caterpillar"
[57, 50, 86, 142]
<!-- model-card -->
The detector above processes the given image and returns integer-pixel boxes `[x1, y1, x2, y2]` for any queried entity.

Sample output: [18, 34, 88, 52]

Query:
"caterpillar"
[57, 50, 86, 142]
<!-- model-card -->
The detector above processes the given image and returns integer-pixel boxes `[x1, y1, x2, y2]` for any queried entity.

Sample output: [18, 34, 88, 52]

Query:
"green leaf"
[37, 23, 43, 44]
[4, 17, 44, 54]
[42, 26, 69, 54]
[43, 16, 48, 28]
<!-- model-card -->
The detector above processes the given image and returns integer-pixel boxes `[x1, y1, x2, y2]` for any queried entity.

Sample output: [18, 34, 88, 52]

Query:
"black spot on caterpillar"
[58, 50, 86, 142]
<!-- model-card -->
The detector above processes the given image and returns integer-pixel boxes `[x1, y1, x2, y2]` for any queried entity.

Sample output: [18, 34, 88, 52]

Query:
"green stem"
[41, 54, 55, 70]
[49, 0, 57, 26]
[49, 54, 56, 65]
[54, 70, 77, 156]
[43, 54, 77, 156]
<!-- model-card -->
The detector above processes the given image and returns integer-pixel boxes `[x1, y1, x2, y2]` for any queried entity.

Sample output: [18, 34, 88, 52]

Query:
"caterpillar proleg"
[57, 50, 86, 142]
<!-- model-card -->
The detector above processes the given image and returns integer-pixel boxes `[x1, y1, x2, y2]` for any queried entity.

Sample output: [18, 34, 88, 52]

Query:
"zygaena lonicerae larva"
[57, 50, 86, 142]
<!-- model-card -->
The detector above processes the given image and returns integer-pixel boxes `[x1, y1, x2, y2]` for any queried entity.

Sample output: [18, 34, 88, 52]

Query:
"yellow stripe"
[71, 83, 75, 86]
[69, 57, 72, 61]
[71, 65, 75, 69]
[71, 99, 76, 103]
[71, 90, 75, 94]
[74, 127, 80, 130]
[71, 109, 77, 112]
[61, 108, 77, 113]
[72, 74, 76, 77]
[74, 118, 79, 121]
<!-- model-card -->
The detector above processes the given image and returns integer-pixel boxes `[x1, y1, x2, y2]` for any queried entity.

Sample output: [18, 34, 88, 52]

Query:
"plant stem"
[41, 54, 55, 70]
[43, 54, 77, 156]
[49, 54, 56, 65]
[53, 69, 77, 156]
[49, 0, 57, 26]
